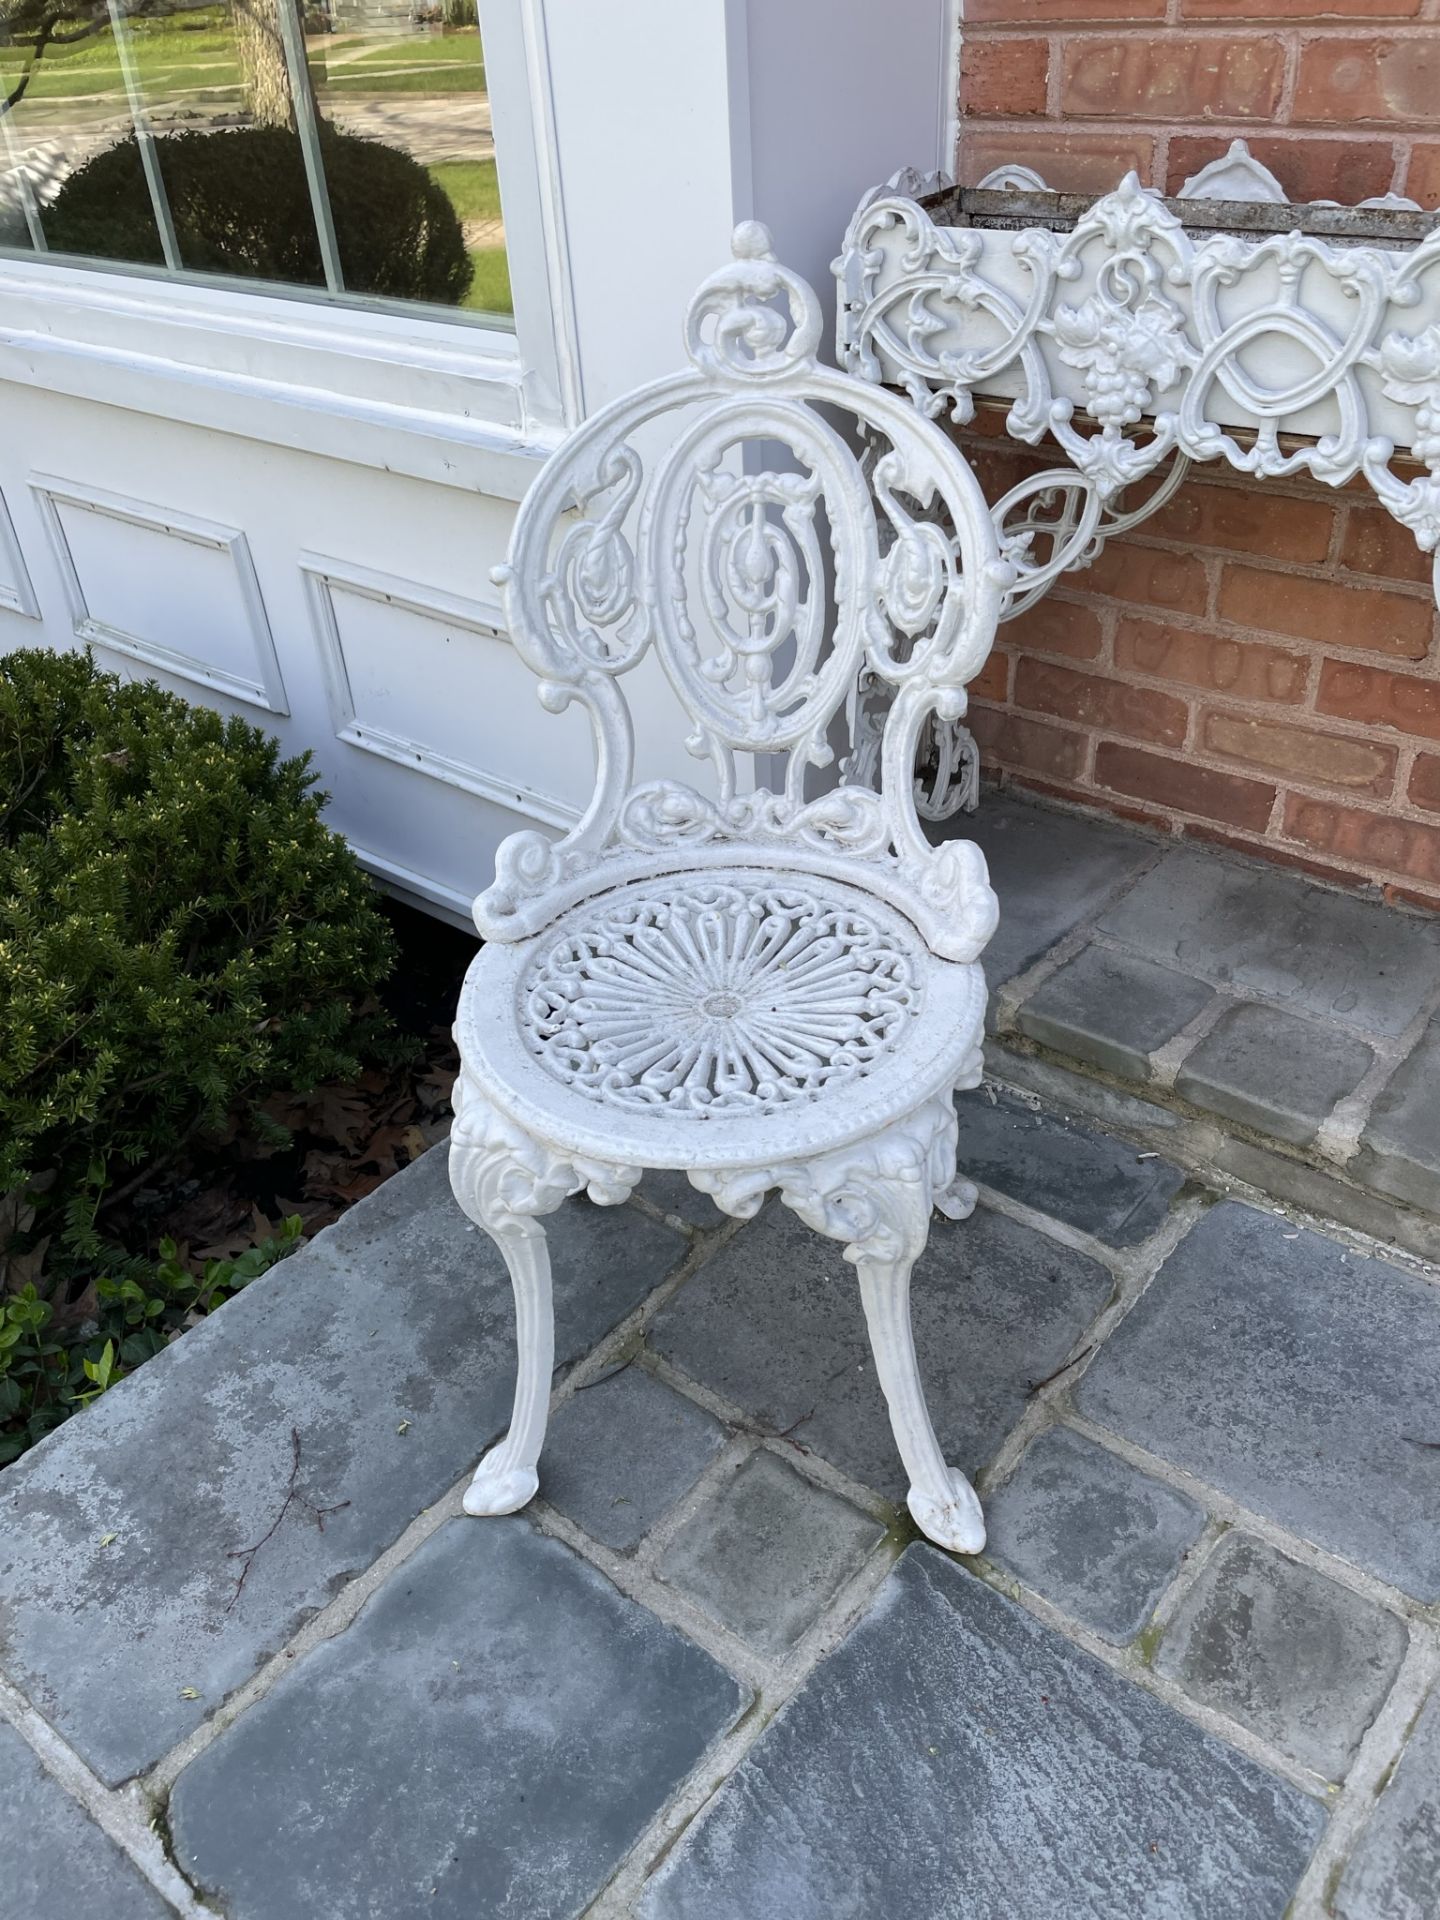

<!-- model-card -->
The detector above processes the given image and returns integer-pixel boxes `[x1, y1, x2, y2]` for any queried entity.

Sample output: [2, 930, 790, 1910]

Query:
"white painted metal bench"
[835, 144, 1440, 816]
[448, 223, 1015, 1554]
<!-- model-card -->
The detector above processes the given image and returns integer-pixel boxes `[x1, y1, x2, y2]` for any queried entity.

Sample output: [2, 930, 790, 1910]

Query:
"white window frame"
[0, 0, 581, 500]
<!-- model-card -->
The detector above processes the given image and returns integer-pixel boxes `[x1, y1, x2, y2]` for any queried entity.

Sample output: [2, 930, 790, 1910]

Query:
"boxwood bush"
[0, 646, 398, 1271]
[45, 126, 474, 307]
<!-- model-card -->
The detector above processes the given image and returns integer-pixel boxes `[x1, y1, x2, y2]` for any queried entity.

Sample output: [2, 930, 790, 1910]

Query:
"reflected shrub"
[46, 124, 473, 305]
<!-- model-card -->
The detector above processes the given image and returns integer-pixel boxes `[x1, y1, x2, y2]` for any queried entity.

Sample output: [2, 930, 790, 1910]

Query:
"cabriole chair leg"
[855, 1254, 985, 1554]
[448, 1070, 639, 1521]
[462, 1215, 555, 1517]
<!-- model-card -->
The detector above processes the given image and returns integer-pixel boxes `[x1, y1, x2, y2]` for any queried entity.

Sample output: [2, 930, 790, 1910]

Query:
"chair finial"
[685, 226, 821, 380]
[732, 220, 774, 262]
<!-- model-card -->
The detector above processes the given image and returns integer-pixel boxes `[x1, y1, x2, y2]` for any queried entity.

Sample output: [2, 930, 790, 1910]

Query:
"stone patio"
[966, 797, 1440, 1260]
[3, 793, 1439, 1919]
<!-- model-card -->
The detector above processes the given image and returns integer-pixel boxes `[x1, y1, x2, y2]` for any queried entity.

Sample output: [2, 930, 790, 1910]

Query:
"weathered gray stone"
[1335, 1688, 1440, 1920]
[1016, 945, 1216, 1080]
[1078, 1202, 1440, 1599]
[638, 1169, 726, 1231]
[642, 1546, 1324, 1920]
[984, 1424, 1205, 1643]
[1354, 1016, 1440, 1214]
[544, 1367, 727, 1552]
[1211, 1135, 1440, 1267]
[650, 1201, 1112, 1498]
[0, 1721, 173, 1920]
[657, 1450, 884, 1659]
[991, 1048, 1183, 1132]
[170, 1517, 746, 1920]
[1175, 1001, 1375, 1147]
[1097, 847, 1440, 1039]
[1156, 1534, 1407, 1780]
[956, 795, 1155, 987]
[0, 1148, 686, 1783]
[952, 1087, 1186, 1246]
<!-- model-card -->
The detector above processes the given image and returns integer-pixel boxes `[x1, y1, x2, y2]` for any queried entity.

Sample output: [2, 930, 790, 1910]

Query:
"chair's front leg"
[462, 1213, 556, 1516]
[854, 1253, 985, 1554]
[447, 1067, 637, 1518]
[777, 1090, 985, 1555]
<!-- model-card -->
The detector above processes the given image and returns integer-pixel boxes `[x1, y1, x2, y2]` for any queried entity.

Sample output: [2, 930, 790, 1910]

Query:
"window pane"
[0, 0, 510, 323]
[1, 3, 153, 261]
[307, 5, 509, 319]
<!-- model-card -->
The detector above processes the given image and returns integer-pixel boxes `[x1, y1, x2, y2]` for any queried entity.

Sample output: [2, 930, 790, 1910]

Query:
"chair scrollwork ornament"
[449, 223, 1012, 1554]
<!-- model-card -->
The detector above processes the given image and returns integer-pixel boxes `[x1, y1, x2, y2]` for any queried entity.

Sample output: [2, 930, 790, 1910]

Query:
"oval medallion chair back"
[450, 222, 1014, 1553]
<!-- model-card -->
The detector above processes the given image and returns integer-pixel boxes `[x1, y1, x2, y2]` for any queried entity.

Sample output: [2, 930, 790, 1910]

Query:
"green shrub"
[0, 647, 399, 1269]
[0, 1221, 303, 1464]
[45, 125, 474, 306]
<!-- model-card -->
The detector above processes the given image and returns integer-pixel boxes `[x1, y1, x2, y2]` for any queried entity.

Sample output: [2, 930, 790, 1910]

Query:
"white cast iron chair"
[449, 224, 1013, 1553]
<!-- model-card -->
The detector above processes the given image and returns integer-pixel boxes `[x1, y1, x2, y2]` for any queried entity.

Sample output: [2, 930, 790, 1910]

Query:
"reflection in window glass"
[0, 0, 510, 321]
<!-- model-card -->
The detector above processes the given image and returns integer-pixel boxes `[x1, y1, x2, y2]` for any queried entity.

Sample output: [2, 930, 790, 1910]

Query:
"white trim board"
[0, 484, 39, 620]
[30, 474, 289, 715]
[301, 553, 582, 831]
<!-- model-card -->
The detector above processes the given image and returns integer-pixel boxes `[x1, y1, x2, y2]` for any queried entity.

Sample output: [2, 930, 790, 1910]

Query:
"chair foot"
[934, 1174, 978, 1221]
[907, 1467, 986, 1554]
[462, 1454, 540, 1517]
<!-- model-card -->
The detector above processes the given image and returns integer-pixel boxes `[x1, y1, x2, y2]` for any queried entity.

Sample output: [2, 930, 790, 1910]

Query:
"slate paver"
[1016, 944, 1216, 1080]
[0, 1148, 685, 1784]
[0, 1721, 174, 1920]
[984, 1424, 1205, 1643]
[1155, 1534, 1407, 1780]
[1353, 1015, 1440, 1212]
[995, 1051, 1183, 1133]
[169, 1517, 746, 1920]
[649, 1201, 1112, 1499]
[657, 1449, 884, 1659]
[953, 1087, 1186, 1246]
[956, 795, 1155, 987]
[1175, 1001, 1375, 1146]
[543, 1366, 727, 1552]
[1335, 1688, 1440, 1920]
[641, 1545, 1324, 1920]
[1077, 1201, 1440, 1599]
[1097, 846, 1440, 1039]
[639, 1169, 726, 1231]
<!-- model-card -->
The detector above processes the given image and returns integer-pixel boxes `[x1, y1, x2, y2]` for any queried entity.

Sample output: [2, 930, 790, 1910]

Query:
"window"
[0, 0, 511, 324]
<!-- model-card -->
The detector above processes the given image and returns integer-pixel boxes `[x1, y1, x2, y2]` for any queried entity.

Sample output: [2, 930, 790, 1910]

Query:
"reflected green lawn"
[463, 246, 510, 317]
[22, 63, 243, 100]
[340, 33, 484, 77]
[428, 158, 501, 223]
[12, 17, 235, 71]
[2, 14, 485, 104]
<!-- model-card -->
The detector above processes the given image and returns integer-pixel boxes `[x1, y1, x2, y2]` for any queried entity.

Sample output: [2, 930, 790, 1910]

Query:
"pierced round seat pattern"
[457, 863, 987, 1175]
[447, 226, 1011, 1556]
[523, 871, 922, 1117]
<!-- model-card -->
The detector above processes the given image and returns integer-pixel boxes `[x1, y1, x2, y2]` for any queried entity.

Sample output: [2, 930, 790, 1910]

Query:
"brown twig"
[572, 1355, 635, 1394]
[225, 1426, 349, 1611]
[1027, 1344, 1094, 1395]
[771, 1406, 816, 1447]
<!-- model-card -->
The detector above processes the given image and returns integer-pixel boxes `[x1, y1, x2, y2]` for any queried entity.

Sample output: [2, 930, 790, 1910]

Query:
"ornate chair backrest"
[480, 223, 1014, 964]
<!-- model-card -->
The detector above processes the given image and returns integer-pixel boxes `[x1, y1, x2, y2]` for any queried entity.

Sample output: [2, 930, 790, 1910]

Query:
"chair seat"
[455, 862, 986, 1175]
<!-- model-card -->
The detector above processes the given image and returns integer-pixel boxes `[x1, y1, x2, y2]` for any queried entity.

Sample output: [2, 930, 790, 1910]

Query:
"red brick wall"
[955, 3, 1440, 908]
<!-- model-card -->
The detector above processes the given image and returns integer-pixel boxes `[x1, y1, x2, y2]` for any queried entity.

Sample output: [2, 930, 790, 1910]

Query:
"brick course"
[959, 9, 1440, 203]
[955, 9, 1440, 909]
